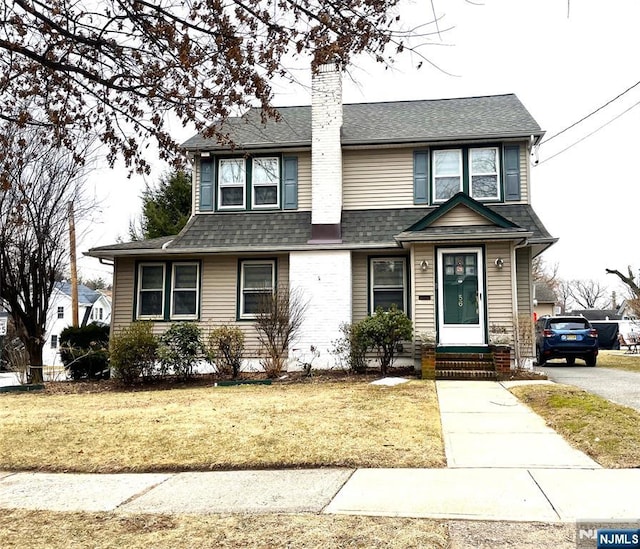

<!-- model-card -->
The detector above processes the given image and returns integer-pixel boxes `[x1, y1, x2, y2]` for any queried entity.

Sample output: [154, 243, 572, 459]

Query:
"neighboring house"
[88, 63, 556, 371]
[616, 299, 638, 320]
[44, 282, 111, 367]
[533, 281, 559, 318]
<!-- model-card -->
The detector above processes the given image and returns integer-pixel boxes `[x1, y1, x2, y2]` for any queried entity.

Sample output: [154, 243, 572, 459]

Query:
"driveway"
[535, 363, 640, 412]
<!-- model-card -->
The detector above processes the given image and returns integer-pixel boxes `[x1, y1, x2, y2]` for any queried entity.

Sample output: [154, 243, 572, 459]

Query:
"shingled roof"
[182, 94, 543, 151]
[87, 204, 555, 258]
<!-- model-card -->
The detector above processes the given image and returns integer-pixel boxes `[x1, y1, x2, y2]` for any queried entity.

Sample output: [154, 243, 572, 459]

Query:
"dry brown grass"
[0, 380, 444, 472]
[0, 510, 449, 549]
[510, 383, 640, 468]
[597, 350, 640, 372]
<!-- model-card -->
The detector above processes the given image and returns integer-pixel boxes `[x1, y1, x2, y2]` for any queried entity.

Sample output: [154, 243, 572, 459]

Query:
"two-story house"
[88, 63, 556, 373]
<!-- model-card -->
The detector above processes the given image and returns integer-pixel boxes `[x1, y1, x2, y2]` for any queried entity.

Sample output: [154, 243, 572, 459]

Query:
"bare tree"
[555, 280, 573, 314]
[606, 266, 640, 315]
[0, 0, 439, 176]
[568, 279, 608, 310]
[532, 256, 559, 287]
[0, 126, 92, 383]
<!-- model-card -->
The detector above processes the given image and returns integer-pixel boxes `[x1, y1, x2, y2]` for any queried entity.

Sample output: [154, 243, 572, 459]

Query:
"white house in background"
[43, 282, 112, 367]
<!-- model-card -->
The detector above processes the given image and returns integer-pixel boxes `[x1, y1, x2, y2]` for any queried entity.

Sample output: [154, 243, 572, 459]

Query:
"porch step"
[434, 352, 497, 380]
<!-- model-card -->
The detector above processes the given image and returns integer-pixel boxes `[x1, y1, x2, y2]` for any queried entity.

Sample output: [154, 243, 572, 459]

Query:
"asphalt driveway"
[535, 363, 640, 412]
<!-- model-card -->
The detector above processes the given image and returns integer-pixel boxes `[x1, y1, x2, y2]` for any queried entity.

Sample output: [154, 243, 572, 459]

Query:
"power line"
[537, 98, 640, 165]
[540, 78, 640, 146]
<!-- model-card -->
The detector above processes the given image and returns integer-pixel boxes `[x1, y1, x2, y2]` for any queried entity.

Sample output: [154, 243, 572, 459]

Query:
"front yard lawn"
[0, 380, 445, 472]
[596, 350, 640, 373]
[509, 383, 640, 468]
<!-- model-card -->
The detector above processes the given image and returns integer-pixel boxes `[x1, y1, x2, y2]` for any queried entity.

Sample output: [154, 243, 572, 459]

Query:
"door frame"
[436, 245, 488, 346]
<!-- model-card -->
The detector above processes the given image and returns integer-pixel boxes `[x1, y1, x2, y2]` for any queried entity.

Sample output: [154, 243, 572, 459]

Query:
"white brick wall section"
[288, 250, 352, 369]
[311, 64, 343, 226]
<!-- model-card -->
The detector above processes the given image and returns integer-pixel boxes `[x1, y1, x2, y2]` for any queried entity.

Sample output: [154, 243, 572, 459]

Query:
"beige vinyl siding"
[343, 148, 414, 209]
[518, 142, 529, 204]
[430, 205, 493, 227]
[111, 257, 136, 337]
[485, 242, 515, 334]
[351, 252, 368, 322]
[296, 151, 312, 211]
[111, 254, 289, 357]
[516, 246, 534, 356]
[412, 244, 436, 337]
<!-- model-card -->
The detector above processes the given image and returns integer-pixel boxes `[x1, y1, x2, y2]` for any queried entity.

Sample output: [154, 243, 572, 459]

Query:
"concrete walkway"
[1, 380, 639, 523]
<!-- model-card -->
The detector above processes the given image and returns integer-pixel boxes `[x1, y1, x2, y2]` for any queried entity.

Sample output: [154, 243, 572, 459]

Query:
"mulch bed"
[40, 366, 421, 395]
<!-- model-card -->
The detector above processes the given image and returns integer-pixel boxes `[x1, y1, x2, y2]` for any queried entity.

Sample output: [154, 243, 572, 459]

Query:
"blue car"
[535, 316, 598, 366]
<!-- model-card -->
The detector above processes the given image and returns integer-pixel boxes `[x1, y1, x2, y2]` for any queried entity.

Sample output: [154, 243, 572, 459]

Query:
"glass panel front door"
[437, 248, 485, 345]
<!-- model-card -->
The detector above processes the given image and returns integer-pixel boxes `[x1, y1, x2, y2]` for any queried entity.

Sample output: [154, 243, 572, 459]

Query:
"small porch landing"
[421, 346, 511, 380]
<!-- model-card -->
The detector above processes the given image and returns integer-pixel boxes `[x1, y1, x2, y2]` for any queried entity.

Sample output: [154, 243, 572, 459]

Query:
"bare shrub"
[254, 285, 308, 378]
[207, 325, 245, 379]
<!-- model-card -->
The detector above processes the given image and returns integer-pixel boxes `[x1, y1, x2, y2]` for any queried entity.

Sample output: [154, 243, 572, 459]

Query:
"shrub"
[254, 285, 307, 378]
[207, 325, 245, 379]
[359, 305, 413, 376]
[109, 322, 159, 384]
[331, 321, 369, 373]
[59, 323, 110, 380]
[158, 322, 204, 381]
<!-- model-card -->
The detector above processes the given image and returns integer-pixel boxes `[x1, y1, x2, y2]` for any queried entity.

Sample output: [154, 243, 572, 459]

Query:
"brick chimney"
[310, 62, 343, 242]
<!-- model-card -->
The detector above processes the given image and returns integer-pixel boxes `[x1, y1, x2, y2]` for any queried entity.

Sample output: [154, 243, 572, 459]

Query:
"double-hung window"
[136, 262, 200, 320]
[57, 306, 64, 319]
[51, 335, 58, 349]
[370, 258, 407, 314]
[218, 158, 246, 209]
[137, 264, 166, 319]
[433, 149, 462, 202]
[240, 260, 275, 318]
[470, 147, 500, 200]
[252, 157, 280, 208]
[171, 263, 199, 319]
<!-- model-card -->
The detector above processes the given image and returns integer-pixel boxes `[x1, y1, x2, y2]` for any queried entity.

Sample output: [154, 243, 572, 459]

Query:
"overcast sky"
[80, 0, 640, 302]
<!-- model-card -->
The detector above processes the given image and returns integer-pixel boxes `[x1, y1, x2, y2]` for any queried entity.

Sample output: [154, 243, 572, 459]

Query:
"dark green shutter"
[283, 156, 298, 210]
[504, 145, 520, 201]
[200, 158, 213, 211]
[413, 150, 428, 204]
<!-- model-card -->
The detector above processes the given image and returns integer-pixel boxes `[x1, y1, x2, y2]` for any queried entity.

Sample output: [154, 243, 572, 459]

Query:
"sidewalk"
[1, 380, 639, 522]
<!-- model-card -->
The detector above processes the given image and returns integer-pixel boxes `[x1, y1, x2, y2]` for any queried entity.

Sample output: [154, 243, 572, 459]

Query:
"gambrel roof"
[182, 94, 543, 151]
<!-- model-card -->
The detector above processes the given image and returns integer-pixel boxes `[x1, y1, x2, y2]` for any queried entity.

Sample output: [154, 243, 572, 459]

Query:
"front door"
[437, 248, 485, 345]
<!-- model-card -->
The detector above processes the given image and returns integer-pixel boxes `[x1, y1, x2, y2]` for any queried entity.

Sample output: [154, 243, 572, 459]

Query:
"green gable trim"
[405, 192, 519, 232]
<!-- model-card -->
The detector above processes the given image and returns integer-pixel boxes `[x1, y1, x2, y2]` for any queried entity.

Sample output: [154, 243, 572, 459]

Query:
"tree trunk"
[25, 337, 44, 384]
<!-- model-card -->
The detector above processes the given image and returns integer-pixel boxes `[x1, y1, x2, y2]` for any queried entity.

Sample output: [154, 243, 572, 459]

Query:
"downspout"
[511, 238, 531, 368]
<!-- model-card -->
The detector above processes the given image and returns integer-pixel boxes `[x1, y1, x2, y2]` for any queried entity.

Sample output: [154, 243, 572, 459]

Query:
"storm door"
[437, 248, 485, 345]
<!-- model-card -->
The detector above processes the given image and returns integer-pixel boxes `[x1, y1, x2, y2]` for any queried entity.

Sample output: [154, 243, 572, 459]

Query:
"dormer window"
[470, 147, 500, 200]
[218, 158, 246, 209]
[252, 157, 280, 208]
[433, 149, 462, 202]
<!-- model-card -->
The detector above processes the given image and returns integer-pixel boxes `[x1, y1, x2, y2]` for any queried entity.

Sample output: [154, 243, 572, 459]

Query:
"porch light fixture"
[420, 260, 429, 271]
[495, 257, 504, 269]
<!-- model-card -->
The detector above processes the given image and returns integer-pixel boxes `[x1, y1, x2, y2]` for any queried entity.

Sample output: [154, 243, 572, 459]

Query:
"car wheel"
[536, 346, 546, 366]
[566, 357, 576, 366]
[585, 354, 597, 367]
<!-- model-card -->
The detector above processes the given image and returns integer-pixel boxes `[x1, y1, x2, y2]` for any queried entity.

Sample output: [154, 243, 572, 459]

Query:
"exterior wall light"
[495, 257, 504, 269]
[420, 260, 429, 271]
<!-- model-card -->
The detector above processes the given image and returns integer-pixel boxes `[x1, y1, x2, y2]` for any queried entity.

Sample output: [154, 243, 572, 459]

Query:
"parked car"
[535, 316, 598, 366]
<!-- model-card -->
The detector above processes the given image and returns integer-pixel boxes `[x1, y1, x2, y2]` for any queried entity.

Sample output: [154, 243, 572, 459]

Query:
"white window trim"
[57, 306, 64, 319]
[137, 263, 166, 320]
[432, 149, 463, 203]
[251, 157, 280, 209]
[470, 146, 501, 201]
[217, 158, 246, 210]
[169, 262, 200, 320]
[240, 259, 275, 319]
[370, 257, 407, 315]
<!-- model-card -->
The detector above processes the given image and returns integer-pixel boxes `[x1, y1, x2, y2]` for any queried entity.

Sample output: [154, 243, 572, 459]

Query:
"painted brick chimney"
[310, 62, 343, 242]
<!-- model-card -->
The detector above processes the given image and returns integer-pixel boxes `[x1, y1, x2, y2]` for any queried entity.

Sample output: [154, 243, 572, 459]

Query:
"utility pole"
[68, 201, 79, 327]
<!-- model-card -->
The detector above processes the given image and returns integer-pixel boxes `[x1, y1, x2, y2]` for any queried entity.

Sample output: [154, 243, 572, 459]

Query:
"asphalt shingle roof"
[182, 94, 542, 151]
[55, 282, 100, 305]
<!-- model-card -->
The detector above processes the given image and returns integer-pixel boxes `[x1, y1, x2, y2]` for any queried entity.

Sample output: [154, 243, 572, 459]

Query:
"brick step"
[436, 369, 498, 380]
[435, 360, 496, 371]
[435, 352, 494, 361]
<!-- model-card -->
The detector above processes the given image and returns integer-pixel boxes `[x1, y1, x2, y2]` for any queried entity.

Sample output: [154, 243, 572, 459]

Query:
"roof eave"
[394, 230, 533, 243]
